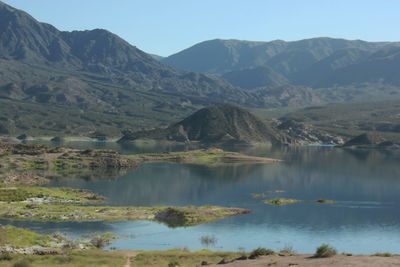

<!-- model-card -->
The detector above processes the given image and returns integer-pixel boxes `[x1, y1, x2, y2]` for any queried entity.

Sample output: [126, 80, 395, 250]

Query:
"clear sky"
[3, 0, 399, 56]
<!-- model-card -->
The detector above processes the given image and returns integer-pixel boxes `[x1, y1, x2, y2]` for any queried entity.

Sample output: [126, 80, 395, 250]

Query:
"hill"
[119, 105, 284, 144]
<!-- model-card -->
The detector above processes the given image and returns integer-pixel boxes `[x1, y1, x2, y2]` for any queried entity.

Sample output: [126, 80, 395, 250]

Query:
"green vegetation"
[131, 249, 244, 267]
[280, 244, 296, 255]
[249, 247, 275, 258]
[0, 225, 57, 248]
[251, 193, 265, 199]
[314, 244, 337, 258]
[0, 185, 103, 204]
[89, 233, 118, 249]
[264, 198, 301, 206]
[0, 250, 127, 267]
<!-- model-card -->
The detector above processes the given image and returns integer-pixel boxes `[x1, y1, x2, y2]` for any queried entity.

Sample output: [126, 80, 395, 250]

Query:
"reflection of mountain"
[246, 147, 400, 203]
[46, 167, 132, 183]
[182, 163, 265, 183]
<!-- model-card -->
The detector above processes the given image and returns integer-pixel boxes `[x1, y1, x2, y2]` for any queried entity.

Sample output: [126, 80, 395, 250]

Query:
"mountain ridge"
[161, 38, 400, 92]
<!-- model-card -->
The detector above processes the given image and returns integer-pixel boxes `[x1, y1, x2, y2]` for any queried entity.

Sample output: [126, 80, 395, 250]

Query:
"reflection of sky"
[15, 144, 400, 253]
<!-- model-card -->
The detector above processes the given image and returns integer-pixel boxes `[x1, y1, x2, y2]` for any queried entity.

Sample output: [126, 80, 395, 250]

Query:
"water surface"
[8, 143, 400, 253]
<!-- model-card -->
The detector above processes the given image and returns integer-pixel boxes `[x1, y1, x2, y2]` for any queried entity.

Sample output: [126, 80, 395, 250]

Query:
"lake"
[7, 142, 400, 254]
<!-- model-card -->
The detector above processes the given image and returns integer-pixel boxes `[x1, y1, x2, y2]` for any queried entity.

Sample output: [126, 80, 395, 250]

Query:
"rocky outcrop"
[273, 119, 345, 145]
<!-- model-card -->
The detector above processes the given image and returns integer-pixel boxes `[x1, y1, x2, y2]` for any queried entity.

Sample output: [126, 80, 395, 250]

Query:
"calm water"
[7, 142, 400, 253]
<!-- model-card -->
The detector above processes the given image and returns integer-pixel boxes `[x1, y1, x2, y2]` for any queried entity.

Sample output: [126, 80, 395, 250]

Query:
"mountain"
[222, 66, 289, 89]
[314, 46, 400, 87]
[0, 1, 257, 136]
[162, 38, 400, 95]
[119, 104, 283, 144]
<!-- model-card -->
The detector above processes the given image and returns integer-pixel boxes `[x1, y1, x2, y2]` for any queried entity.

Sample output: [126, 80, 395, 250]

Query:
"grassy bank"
[0, 185, 104, 204]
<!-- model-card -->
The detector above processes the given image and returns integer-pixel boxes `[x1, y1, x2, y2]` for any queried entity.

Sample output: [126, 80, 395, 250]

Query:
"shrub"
[250, 247, 274, 258]
[280, 244, 296, 254]
[314, 244, 337, 258]
[89, 233, 116, 249]
[0, 253, 12, 261]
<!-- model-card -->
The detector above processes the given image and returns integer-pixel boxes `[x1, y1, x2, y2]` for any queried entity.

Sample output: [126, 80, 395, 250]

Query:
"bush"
[168, 261, 180, 267]
[314, 244, 337, 258]
[280, 244, 296, 254]
[250, 247, 274, 258]
[0, 253, 12, 261]
[90, 233, 116, 249]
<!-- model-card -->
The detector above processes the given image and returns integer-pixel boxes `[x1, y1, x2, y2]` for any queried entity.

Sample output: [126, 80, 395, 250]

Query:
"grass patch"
[264, 198, 301, 206]
[373, 252, 393, 257]
[0, 225, 56, 248]
[251, 193, 265, 199]
[0, 250, 126, 267]
[0, 186, 104, 204]
[313, 244, 337, 258]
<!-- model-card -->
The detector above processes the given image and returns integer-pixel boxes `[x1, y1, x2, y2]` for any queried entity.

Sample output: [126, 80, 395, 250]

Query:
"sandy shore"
[208, 254, 400, 266]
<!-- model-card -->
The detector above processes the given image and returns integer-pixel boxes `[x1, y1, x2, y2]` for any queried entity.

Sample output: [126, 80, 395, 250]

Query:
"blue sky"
[3, 0, 399, 56]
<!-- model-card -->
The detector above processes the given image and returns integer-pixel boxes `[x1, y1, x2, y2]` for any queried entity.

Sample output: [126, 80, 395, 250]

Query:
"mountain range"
[161, 38, 400, 90]
[0, 1, 399, 138]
